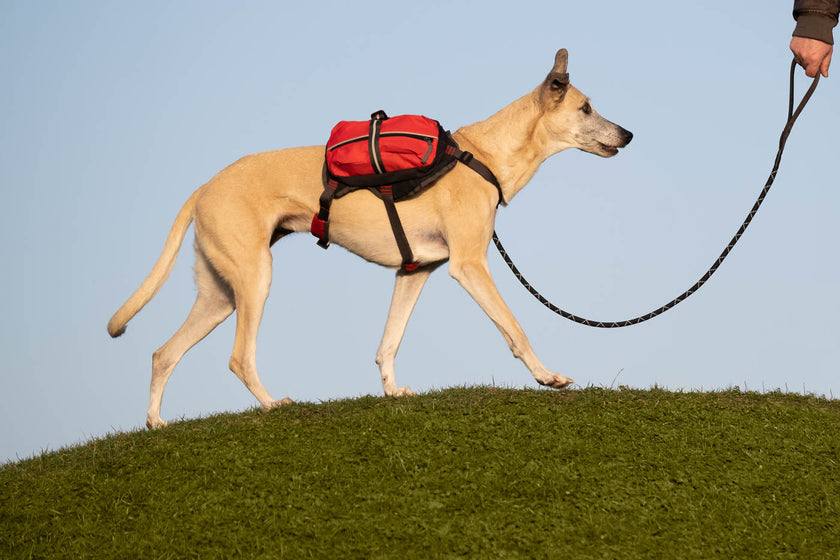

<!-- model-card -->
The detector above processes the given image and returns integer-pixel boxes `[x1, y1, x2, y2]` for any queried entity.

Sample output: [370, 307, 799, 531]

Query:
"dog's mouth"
[596, 128, 633, 157]
[599, 143, 620, 156]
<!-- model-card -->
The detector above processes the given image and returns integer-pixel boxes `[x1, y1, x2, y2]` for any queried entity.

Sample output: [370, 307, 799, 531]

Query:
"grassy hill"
[2, 386, 839, 559]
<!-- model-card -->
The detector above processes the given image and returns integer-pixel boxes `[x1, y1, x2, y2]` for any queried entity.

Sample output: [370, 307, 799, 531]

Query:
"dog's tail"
[107, 189, 201, 338]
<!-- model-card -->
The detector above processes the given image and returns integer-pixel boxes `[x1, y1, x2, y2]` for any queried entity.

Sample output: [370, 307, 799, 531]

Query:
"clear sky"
[2, 1, 837, 463]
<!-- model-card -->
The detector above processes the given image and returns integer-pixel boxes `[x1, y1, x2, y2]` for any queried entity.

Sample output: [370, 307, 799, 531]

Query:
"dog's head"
[537, 49, 633, 158]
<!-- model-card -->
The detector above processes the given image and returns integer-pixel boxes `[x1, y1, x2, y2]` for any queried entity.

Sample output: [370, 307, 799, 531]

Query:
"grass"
[2, 386, 839, 559]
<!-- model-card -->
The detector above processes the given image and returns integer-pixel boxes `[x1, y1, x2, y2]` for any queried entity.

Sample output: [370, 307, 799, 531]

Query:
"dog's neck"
[453, 88, 563, 203]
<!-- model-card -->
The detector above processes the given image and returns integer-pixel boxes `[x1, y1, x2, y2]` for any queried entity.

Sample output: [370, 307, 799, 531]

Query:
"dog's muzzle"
[600, 127, 633, 156]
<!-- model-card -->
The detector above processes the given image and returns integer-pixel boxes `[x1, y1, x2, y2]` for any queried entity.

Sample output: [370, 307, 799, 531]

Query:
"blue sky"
[2, 1, 838, 463]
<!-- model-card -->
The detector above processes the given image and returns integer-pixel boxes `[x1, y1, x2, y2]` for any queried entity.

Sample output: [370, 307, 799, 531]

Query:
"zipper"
[419, 137, 434, 164]
[328, 132, 437, 151]
[327, 135, 369, 151]
[329, 131, 437, 167]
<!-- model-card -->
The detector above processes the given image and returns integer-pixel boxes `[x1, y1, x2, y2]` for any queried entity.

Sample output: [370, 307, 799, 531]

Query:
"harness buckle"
[311, 214, 330, 248]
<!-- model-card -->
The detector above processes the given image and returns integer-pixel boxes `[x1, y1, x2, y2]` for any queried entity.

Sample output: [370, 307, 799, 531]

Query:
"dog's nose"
[622, 128, 633, 145]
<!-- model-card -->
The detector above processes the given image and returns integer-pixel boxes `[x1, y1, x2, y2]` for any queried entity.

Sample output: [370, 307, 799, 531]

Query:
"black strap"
[462, 153, 504, 206]
[369, 116, 385, 174]
[446, 140, 504, 207]
[380, 186, 418, 271]
[315, 179, 338, 248]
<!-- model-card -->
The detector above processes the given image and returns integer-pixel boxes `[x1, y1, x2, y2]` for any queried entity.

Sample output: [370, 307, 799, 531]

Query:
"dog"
[108, 49, 633, 428]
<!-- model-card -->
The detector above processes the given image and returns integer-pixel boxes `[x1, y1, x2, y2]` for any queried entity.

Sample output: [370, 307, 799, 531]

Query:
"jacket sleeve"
[793, 0, 840, 44]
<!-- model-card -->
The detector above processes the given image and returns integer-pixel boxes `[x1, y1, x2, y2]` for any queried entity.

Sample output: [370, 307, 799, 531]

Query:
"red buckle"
[403, 262, 420, 272]
[311, 214, 326, 240]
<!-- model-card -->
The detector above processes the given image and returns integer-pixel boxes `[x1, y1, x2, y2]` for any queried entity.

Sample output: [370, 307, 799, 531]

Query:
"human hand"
[790, 36, 833, 78]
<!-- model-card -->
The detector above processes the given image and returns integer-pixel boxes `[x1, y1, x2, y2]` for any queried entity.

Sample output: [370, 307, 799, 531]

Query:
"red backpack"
[312, 110, 502, 271]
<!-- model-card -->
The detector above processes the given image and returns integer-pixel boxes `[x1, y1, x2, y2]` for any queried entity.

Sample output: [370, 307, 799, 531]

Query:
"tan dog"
[109, 49, 632, 428]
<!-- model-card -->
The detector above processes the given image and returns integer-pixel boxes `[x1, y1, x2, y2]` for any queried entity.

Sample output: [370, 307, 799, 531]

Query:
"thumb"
[821, 50, 832, 78]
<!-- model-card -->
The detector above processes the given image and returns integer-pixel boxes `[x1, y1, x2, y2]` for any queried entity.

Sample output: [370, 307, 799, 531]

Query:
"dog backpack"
[312, 110, 502, 272]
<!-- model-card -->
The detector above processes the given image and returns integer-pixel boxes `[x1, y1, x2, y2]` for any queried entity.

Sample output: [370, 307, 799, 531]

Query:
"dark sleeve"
[793, 0, 840, 44]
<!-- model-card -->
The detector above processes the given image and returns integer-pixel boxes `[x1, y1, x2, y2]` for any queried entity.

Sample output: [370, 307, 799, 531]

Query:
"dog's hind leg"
[226, 247, 290, 410]
[147, 247, 234, 428]
[375, 266, 438, 397]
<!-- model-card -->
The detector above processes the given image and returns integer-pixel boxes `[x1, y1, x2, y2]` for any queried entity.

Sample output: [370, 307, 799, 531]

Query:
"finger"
[821, 50, 832, 78]
[790, 39, 805, 66]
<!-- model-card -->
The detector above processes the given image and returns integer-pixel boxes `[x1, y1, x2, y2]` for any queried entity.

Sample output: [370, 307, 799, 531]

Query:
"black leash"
[493, 60, 820, 328]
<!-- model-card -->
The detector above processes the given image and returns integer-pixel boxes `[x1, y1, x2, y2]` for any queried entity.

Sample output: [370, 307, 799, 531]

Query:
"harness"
[311, 110, 502, 272]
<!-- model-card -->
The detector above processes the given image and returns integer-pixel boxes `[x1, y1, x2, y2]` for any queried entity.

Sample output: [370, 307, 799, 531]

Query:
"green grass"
[2, 386, 839, 559]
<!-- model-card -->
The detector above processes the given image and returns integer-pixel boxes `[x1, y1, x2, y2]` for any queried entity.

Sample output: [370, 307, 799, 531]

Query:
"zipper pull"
[421, 138, 434, 164]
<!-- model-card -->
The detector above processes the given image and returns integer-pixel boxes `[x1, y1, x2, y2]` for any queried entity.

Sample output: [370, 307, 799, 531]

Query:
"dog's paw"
[537, 373, 575, 390]
[267, 398, 293, 409]
[146, 417, 168, 430]
[389, 386, 417, 397]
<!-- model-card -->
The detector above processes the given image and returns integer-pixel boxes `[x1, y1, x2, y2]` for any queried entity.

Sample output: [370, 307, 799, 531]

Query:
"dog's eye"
[581, 102, 592, 115]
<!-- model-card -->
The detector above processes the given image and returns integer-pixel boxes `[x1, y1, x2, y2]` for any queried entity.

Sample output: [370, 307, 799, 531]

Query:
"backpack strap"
[380, 186, 419, 272]
[311, 179, 419, 272]
[311, 178, 338, 248]
[443, 141, 505, 207]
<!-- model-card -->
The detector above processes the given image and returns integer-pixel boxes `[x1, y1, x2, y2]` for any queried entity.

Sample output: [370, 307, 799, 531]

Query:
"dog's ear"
[552, 48, 568, 76]
[542, 48, 569, 104]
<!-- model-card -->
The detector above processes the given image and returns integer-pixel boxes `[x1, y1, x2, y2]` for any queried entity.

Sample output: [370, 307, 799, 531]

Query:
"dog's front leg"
[375, 266, 438, 396]
[449, 256, 574, 389]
